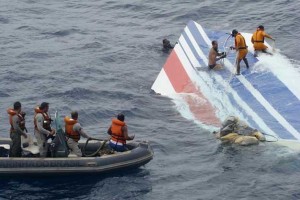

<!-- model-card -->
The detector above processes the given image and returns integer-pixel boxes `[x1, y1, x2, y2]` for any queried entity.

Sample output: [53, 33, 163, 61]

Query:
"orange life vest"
[34, 107, 52, 131]
[110, 118, 126, 144]
[64, 116, 80, 142]
[252, 30, 265, 43]
[251, 30, 270, 50]
[7, 108, 25, 133]
[235, 33, 247, 50]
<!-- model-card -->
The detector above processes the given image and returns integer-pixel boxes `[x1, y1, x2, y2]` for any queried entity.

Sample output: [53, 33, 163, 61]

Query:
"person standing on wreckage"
[230, 29, 250, 75]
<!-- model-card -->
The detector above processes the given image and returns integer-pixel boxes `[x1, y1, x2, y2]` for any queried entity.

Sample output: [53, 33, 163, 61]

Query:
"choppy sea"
[1, 0, 300, 199]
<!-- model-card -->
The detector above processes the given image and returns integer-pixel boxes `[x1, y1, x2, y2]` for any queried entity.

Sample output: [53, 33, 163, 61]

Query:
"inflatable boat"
[0, 138, 153, 176]
[152, 20, 300, 145]
[0, 112, 153, 176]
[0, 139, 153, 176]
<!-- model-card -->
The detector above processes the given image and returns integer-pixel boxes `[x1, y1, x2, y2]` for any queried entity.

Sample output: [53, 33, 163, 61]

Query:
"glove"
[230, 46, 235, 50]
[220, 54, 226, 59]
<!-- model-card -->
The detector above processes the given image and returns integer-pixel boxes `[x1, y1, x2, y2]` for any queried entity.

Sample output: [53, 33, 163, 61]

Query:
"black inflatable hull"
[0, 139, 153, 176]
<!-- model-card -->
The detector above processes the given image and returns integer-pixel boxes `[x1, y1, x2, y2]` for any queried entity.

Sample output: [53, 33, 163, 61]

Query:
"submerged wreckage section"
[214, 116, 266, 146]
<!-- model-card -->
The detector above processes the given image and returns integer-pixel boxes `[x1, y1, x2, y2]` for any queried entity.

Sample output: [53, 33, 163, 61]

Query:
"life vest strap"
[111, 134, 126, 141]
[66, 134, 80, 142]
[109, 139, 124, 146]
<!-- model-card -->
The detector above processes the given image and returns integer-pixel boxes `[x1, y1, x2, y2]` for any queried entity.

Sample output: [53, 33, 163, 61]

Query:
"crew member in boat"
[7, 101, 28, 157]
[107, 113, 135, 152]
[34, 102, 55, 157]
[64, 111, 91, 157]
[230, 29, 250, 75]
[251, 25, 275, 56]
[208, 40, 227, 70]
[162, 39, 174, 52]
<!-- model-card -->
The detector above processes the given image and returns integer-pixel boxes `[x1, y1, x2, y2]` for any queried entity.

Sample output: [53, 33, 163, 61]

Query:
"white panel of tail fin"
[243, 32, 300, 101]
[152, 20, 300, 143]
[151, 69, 175, 95]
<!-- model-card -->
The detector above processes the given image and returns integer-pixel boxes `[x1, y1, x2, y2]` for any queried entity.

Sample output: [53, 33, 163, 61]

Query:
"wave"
[0, 17, 9, 24]
[81, 42, 103, 49]
[41, 28, 85, 37]
[0, 92, 9, 97]
[17, 51, 62, 59]
[16, 25, 39, 31]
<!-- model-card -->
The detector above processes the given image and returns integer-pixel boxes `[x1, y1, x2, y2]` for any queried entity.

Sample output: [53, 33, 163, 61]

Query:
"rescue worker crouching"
[251, 25, 274, 56]
[7, 101, 28, 157]
[107, 113, 135, 152]
[65, 111, 91, 157]
[34, 102, 55, 157]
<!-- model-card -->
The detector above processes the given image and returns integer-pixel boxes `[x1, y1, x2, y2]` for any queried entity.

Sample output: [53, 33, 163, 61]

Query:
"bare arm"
[263, 32, 273, 40]
[122, 125, 134, 140]
[208, 48, 216, 65]
[74, 123, 90, 139]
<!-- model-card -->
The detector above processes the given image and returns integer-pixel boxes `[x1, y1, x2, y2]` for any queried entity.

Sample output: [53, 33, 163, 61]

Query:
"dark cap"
[40, 102, 49, 109]
[117, 113, 125, 122]
[231, 29, 238, 36]
[258, 25, 264, 30]
[13, 101, 22, 110]
[71, 111, 78, 119]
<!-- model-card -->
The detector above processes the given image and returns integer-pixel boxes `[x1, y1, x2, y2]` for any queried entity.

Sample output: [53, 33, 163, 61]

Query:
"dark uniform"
[8, 110, 26, 157]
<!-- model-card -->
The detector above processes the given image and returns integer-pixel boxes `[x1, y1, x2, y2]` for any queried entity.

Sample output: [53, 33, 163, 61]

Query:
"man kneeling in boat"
[65, 111, 92, 157]
[107, 113, 135, 152]
[208, 40, 226, 70]
[214, 116, 266, 145]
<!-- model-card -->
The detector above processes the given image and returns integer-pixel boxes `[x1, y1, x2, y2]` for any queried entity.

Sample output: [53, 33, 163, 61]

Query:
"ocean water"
[1, 0, 300, 199]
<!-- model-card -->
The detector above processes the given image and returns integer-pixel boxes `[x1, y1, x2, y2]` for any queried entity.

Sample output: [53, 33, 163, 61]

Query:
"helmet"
[231, 29, 238, 36]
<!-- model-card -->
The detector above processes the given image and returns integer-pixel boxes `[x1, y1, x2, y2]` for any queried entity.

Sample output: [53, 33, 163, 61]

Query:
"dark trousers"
[109, 141, 127, 152]
[9, 132, 22, 157]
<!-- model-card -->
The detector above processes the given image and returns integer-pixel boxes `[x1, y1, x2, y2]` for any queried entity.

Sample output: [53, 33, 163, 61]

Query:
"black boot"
[254, 51, 258, 57]
[236, 63, 240, 75]
[243, 58, 249, 69]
